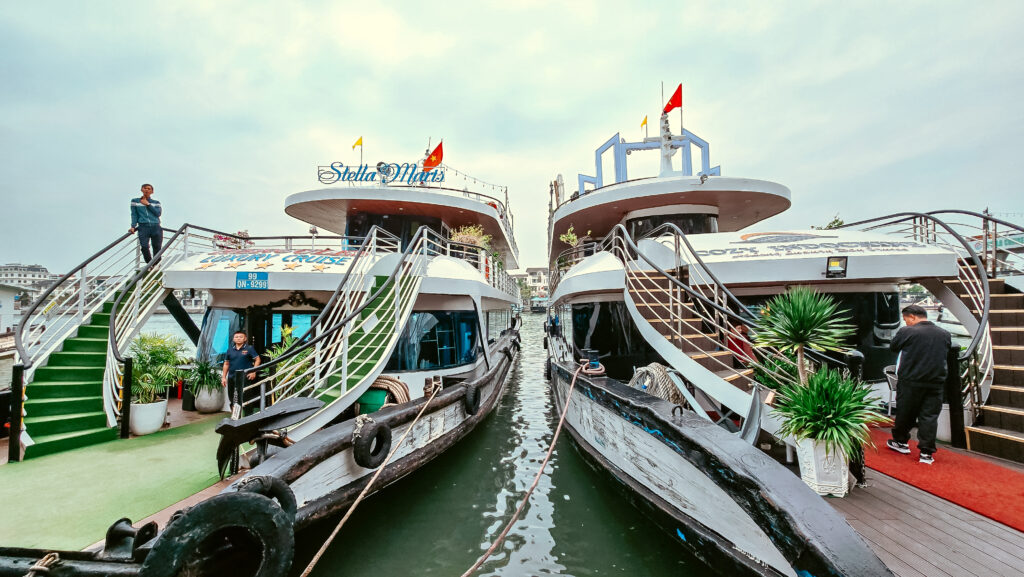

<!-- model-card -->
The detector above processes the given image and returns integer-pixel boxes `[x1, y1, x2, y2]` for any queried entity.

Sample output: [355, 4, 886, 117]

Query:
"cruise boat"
[3, 154, 522, 574]
[541, 106, 1024, 575]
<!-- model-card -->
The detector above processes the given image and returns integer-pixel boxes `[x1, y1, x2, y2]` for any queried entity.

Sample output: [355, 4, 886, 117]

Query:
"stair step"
[24, 411, 109, 437]
[994, 366, 1024, 387]
[24, 395, 106, 417]
[690, 350, 734, 370]
[76, 325, 111, 339]
[966, 425, 1024, 464]
[89, 312, 112, 326]
[22, 427, 118, 459]
[961, 294, 1024, 310]
[992, 328, 1024, 347]
[27, 381, 103, 398]
[993, 346, 1024, 365]
[45, 351, 107, 367]
[980, 405, 1024, 432]
[61, 338, 109, 353]
[31, 366, 105, 382]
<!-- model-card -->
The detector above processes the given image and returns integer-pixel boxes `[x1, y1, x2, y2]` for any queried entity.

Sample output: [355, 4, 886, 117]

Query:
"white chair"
[883, 365, 898, 416]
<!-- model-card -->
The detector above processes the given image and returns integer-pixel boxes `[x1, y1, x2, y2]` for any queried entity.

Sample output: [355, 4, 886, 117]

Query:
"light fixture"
[825, 256, 848, 279]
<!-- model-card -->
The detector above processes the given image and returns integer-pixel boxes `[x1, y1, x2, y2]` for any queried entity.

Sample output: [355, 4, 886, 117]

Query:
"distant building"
[0, 263, 60, 300]
[525, 267, 549, 298]
[0, 283, 20, 334]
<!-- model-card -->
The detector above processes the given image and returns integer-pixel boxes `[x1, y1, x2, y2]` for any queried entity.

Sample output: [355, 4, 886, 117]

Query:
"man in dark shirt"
[887, 305, 952, 465]
[221, 330, 261, 412]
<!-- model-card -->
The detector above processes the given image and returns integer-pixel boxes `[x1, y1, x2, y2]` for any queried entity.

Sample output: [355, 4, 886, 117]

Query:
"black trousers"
[892, 384, 944, 455]
[137, 223, 163, 263]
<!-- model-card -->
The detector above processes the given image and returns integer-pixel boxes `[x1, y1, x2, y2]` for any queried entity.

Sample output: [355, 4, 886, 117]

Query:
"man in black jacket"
[887, 304, 952, 464]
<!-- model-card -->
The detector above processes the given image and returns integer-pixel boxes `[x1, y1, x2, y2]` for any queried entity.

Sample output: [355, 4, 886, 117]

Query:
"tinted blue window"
[386, 311, 479, 371]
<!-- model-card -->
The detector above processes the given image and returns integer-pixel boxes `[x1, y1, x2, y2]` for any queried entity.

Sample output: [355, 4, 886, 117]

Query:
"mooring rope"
[627, 362, 684, 405]
[459, 360, 599, 577]
[22, 552, 59, 576]
[299, 380, 442, 577]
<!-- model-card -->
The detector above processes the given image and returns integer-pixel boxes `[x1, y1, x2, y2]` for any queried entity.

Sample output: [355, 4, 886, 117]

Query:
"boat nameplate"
[235, 271, 269, 290]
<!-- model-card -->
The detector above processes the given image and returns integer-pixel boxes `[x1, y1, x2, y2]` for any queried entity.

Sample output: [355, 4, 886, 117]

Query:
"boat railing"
[839, 212, 995, 419]
[923, 210, 1024, 278]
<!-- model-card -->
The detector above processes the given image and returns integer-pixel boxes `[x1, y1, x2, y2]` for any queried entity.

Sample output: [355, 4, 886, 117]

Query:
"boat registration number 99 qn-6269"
[236, 272, 269, 290]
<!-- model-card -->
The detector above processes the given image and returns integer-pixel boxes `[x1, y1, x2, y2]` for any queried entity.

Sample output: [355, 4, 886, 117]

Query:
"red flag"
[663, 84, 682, 114]
[423, 141, 443, 172]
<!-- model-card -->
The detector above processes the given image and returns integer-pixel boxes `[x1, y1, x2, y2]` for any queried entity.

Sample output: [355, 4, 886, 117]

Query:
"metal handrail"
[14, 232, 132, 368]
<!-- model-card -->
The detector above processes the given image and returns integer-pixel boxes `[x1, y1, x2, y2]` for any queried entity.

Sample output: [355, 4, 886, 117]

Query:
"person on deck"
[887, 304, 952, 465]
[129, 183, 163, 263]
[727, 322, 756, 368]
[222, 330, 261, 413]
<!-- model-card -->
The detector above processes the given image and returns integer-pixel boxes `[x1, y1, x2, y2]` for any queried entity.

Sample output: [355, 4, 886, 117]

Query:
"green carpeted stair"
[22, 303, 118, 459]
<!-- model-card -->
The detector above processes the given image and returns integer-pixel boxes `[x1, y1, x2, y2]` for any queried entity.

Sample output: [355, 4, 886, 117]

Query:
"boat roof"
[285, 185, 519, 269]
[549, 176, 791, 256]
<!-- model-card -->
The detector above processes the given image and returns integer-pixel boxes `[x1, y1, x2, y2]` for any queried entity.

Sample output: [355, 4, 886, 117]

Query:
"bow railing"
[924, 210, 1024, 278]
[840, 212, 995, 418]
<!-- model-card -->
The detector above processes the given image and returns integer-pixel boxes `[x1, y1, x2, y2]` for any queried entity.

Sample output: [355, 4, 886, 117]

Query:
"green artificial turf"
[0, 416, 223, 550]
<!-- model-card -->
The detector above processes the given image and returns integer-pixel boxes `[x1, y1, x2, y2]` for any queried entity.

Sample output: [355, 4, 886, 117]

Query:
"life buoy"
[463, 384, 481, 415]
[352, 418, 392, 469]
[140, 492, 294, 577]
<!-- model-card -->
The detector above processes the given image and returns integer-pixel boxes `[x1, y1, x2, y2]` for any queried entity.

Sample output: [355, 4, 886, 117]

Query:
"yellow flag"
[641, 115, 648, 128]
[352, 136, 363, 149]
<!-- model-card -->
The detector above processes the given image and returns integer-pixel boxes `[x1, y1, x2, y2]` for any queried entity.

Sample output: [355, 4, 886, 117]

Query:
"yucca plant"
[754, 286, 855, 385]
[774, 367, 888, 460]
[752, 349, 800, 390]
[129, 333, 187, 404]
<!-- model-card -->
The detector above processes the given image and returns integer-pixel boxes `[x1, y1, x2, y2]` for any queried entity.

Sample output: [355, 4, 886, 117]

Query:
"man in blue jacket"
[887, 304, 952, 465]
[129, 183, 163, 263]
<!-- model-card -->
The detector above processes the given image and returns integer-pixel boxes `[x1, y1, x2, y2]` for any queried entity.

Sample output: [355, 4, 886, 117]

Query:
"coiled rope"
[460, 360, 601, 577]
[299, 380, 442, 577]
[372, 374, 411, 406]
[22, 552, 59, 576]
[627, 363, 685, 406]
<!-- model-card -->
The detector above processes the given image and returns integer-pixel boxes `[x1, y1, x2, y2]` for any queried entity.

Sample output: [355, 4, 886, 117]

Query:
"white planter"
[129, 399, 168, 436]
[794, 438, 849, 497]
[194, 388, 225, 413]
[936, 403, 974, 443]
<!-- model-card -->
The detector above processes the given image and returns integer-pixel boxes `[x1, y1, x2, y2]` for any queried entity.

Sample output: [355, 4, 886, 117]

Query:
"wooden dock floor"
[830, 470, 1024, 577]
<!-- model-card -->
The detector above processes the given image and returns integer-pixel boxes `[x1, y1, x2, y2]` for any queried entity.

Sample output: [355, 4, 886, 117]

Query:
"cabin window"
[485, 309, 511, 341]
[386, 311, 480, 371]
[569, 302, 662, 381]
[346, 213, 444, 250]
[626, 213, 718, 239]
[196, 308, 244, 363]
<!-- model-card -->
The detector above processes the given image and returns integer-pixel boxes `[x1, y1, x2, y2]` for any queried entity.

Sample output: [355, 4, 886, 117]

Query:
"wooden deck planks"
[830, 471, 1024, 577]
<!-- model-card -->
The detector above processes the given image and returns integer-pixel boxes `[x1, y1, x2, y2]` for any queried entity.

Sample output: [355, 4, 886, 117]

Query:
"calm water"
[289, 313, 703, 576]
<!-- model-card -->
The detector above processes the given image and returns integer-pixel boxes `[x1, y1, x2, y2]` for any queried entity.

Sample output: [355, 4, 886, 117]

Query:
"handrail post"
[77, 269, 86, 321]
[120, 357, 132, 439]
[8, 364, 24, 462]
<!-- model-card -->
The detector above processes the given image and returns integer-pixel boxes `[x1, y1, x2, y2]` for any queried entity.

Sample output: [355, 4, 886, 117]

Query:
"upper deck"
[286, 184, 519, 270]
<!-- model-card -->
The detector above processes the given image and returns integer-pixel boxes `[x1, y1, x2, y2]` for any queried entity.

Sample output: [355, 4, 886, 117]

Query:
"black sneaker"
[887, 439, 911, 454]
[919, 453, 934, 465]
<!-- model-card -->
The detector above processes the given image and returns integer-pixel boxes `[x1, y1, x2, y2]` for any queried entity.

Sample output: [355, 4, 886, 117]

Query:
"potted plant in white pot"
[754, 286, 873, 496]
[128, 333, 186, 436]
[773, 367, 887, 496]
[189, 359, 224, 413]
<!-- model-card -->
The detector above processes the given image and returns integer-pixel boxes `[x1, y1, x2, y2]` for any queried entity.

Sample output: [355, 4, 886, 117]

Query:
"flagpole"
[679, 85, 684, 141]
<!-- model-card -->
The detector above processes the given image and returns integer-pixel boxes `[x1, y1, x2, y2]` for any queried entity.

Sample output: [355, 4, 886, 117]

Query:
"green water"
[294, 314, 702, 576]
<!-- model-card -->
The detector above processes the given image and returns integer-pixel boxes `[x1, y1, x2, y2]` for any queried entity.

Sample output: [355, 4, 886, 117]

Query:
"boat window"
[570, 302, 662, 381]
[386, 311, 479, 371]
[345, 212, 443, 250]
[486, 309, 511, 341]
[196, 308, 243, 363]
[626, 213, 718, 239]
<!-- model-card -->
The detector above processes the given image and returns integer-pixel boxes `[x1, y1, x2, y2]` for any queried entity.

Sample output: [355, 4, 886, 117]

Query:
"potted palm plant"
[128, 333, 186, 436]
[754, 286, 867, 496]
[774, 367, 887, 496]
[189, 359, 224, 413]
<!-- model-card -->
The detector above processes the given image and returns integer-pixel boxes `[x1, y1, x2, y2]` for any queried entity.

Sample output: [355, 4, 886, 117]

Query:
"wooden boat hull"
[547, 358, 893, 577]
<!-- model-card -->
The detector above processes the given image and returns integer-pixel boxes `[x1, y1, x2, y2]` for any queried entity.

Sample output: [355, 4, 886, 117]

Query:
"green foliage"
[266, 326, 314, 396]
[450, 224, 492, 250]
[754, 286, 855, 384]
[558, 224, 591, 247]
[518, 278, 533, 300]
[752, 350, 800, 390]
[187, 359, 221, 395]
[811, 214, 845, 230]
[774, 367, 888, 460]
[129, 333, 187, 404]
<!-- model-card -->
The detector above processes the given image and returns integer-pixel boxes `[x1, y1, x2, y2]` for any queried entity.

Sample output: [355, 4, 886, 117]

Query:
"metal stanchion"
[9, 364, 24, 462]
[120, 358, 133, 439]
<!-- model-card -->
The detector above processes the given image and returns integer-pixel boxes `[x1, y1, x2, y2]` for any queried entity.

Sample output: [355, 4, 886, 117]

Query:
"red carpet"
[864, 428, 1024, 531]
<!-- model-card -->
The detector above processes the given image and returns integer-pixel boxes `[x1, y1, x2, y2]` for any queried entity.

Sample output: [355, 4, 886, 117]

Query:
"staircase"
[960, 276, 1024, 462]
[22, 303, 118, 458]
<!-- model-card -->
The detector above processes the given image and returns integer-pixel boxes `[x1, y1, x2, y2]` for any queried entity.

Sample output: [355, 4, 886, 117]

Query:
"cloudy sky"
[2, 1, 1023, 272]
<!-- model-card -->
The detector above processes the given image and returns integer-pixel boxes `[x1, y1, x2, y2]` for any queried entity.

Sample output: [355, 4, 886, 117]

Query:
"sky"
[2, 1, 1023, 272]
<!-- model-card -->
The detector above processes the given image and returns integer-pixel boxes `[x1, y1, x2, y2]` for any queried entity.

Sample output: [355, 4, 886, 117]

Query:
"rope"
[460, 361, 595, 577]
[299, 381, 442, 577]
[627, 363, 685, 406]
[23, 552, 59, 576]
[372, 374, 411, 406]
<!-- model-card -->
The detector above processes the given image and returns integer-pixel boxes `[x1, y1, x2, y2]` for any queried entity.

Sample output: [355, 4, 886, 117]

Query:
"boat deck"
[831, 470, 1024, 577]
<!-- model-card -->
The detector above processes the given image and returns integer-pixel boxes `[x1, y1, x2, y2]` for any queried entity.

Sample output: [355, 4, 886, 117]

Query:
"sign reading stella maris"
[318, 161, 446, 185]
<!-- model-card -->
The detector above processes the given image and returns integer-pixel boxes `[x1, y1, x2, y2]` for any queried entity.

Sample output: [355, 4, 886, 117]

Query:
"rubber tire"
[353, 419, 392, 469]
[140, 492, 294, 577]
[463, 384, 481, 415]
[544, 358, 552, 381]
[235, 475, 297, 520]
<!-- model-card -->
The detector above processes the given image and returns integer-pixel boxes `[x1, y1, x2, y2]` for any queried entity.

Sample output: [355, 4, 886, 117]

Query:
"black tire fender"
[463, 383, 481, 415]
[141, 492, 294, 577]
[544, 358, 552, 381]
[235, 475, 297, 520]
[352, 418, 392, 469]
